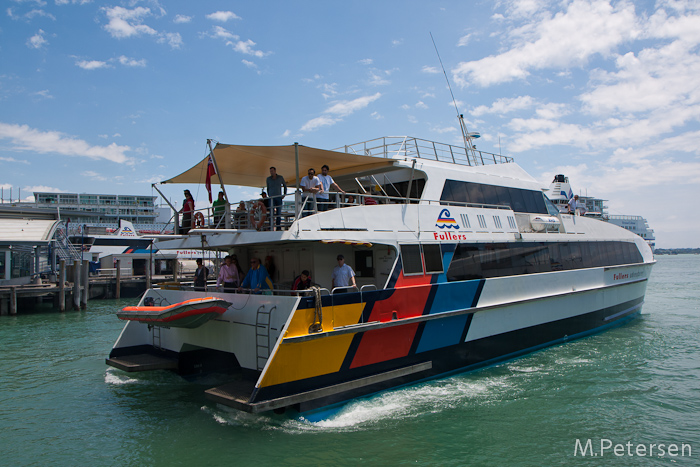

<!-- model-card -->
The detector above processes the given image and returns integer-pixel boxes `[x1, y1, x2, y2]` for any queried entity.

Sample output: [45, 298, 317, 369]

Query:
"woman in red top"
[181, 189, 195, 233]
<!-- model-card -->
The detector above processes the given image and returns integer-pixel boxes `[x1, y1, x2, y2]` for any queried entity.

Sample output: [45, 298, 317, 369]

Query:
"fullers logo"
[436, 209, 459, 229]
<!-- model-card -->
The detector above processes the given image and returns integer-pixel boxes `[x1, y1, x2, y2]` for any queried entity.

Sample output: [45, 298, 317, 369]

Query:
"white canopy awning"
[0, 219, 61, 245]
[162, 143, 396, 188]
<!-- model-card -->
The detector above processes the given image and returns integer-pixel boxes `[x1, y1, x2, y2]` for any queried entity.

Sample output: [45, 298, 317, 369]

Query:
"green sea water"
[1, 255, 698, 466]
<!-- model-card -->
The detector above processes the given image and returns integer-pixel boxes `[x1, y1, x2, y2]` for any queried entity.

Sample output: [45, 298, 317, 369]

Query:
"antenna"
[430, 32, 477, 165]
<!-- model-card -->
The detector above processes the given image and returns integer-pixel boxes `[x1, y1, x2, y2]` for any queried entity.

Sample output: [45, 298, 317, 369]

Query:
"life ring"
[248, 201, 267, 230]
[194, 212, 205, 228]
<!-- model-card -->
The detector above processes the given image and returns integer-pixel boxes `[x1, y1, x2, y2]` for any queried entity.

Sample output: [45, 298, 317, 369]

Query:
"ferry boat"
[547, 175, 655, 250]
[607, 215, 656, 251]
[106, 137, 655, 416]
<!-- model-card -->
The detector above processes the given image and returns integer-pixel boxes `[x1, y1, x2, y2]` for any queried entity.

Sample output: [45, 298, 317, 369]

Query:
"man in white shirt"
[568, 194, 579, 215]
[332, 254, 356, 292]
[317, 164, 345, 211]
[300, 168, 322, 216]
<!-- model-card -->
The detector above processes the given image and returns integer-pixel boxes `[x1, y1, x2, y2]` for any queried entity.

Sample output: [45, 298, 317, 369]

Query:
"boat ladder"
[152, 325, 163, 350]
[255, 305, 275, 371]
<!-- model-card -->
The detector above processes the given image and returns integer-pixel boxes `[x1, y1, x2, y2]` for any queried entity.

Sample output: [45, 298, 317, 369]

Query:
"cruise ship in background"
[547, 175, 655, 251]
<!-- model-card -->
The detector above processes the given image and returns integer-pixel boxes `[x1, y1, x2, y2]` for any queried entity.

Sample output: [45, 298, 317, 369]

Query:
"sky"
[1, 0, 699, 248]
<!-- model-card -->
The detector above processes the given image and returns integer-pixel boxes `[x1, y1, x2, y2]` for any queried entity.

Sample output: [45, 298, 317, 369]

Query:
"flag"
[567, 188, 573, 200]
[205, 154, 216, 203]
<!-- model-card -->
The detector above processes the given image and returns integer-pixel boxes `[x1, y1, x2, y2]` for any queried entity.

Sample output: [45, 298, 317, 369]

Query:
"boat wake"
[104, 368, 138, 385]
[201, 368, 529, 432]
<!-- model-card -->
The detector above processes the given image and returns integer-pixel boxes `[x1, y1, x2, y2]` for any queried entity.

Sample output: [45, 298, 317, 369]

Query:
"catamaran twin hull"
[107, 254, 652, 414]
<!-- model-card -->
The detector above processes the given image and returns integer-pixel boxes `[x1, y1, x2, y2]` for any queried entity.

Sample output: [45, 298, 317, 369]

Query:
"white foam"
[104, 369, 137, 385]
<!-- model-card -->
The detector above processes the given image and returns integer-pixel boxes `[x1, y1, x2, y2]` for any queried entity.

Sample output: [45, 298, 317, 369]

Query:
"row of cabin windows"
[440, 180, 550, 214]
[400, 241, 643, 280]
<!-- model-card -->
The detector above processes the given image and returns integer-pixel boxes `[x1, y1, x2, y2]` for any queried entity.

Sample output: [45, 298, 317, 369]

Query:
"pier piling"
[116, 259, 121, 299]
[59, 260, 66, 312]
[81, 260, 89, 309]
[10, 286, 17, 315]
[73, 262, 81, 311]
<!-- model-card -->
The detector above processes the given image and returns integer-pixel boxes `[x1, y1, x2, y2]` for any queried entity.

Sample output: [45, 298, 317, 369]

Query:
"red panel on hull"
[349, 323, 420, 368]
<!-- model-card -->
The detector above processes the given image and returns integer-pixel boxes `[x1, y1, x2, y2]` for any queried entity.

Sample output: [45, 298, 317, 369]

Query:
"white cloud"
[33, 89, 53, 99]
[0, 156, 30, 165]
[416, 101, 428, 109]
[454, 0, 640, 87]
[358, 58, 373, 65]
[301, 93, 382, 131]
[206, 11, 241, 22]
[210, 25, 238, 40]
[25, 9, 55, 20]
[76, 59, 110, 70]
[456, 33, 472, 47]
[118, 55, 146, 67]
[0, 122, 132, 163]
[101, 6, 181, 48]
[55, 0, 93, 5]
[231, 39, 267, 57]
[471, 95, 535, 116]
[102, 6, 157, 39]
[173, 14, 192, 24]
[421, 66, 440, 74]
[159, 32, 182, 49]
[82, 170, 107, 181]
[27, 29, 48, 49]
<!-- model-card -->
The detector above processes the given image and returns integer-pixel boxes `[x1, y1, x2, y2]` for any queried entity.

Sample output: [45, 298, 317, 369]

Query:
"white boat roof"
[0, 219, 61, 244]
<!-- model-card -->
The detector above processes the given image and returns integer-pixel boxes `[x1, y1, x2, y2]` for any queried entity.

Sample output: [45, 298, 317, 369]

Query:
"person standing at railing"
[332, 254, 356, 292]
[266, 166, 287, 230]
[216, 255, 239, 292]
[317, 164, 345, 211]
[193, 258, 209, 291]
[239, 257, 273, 294]
[300, 168, 322, 216]
[212, 191, 226, 228]
[180, 189, 194, 233]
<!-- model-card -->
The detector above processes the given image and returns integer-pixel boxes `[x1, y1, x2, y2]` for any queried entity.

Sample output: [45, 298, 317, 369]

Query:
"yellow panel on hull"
[284, 303, 365, 338]
[259, 332, 356, 387]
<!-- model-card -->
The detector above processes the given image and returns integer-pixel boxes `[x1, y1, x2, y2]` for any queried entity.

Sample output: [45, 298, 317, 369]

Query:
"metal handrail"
[332, 136, 513, 166]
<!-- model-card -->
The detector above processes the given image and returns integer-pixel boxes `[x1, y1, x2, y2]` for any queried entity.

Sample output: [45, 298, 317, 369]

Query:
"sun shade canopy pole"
[207, 139, 231, 228]
[152, 183, 179, 234]
[294, 142, 301, 217]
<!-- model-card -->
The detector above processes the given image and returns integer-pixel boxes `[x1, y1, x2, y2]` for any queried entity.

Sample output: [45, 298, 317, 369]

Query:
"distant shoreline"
[654, 249, 700, 255]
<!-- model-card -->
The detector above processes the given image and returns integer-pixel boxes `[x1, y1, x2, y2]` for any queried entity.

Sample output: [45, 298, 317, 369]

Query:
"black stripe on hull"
[253, 296, 644, 411]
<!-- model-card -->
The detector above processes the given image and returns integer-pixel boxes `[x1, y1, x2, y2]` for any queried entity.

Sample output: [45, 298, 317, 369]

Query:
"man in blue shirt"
[239, 257, 273, 294]
[266, 167, 287, 230]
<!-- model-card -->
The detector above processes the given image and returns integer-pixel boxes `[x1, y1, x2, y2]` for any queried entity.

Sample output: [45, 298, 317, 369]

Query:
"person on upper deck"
[266, 167, 287, 230]
[300, 168, 322, 216]
[568, 194, 579, 215]
[180, 189, 194, 233]
[212, 191, 226, 228]
[239, 257, 273, 294]
[317, 164, 345, 211]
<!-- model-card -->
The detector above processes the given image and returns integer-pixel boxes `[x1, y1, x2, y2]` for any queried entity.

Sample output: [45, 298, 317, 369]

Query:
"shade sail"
[162, 143, 395, 188]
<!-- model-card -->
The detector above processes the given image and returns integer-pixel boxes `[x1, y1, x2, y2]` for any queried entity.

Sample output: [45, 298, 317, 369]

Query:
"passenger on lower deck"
[292, 270, 312, 292]
[239, 257, 273, 294]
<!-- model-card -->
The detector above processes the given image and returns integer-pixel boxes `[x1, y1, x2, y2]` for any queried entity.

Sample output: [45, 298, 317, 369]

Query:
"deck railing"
[333, 136, 513, 166]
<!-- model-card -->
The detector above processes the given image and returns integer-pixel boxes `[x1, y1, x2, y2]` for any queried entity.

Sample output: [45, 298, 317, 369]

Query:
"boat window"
[423, 244, 444, 274]
[446, 241, 643, 281]
[543, 196, 561, 217]
[440, 180, 548, 214]
[401, 244, 424, 275]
